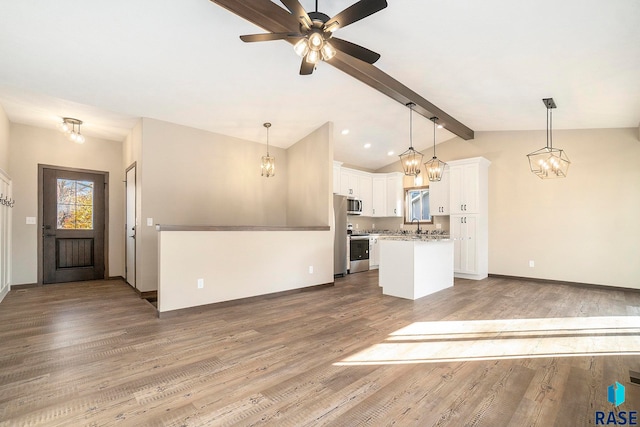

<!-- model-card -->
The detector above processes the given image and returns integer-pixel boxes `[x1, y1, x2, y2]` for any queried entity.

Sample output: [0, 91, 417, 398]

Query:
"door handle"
[44, 233, 56, 237]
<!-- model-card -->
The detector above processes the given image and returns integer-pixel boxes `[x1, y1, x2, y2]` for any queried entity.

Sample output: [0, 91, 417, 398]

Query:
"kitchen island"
[379, 236, 454, 300]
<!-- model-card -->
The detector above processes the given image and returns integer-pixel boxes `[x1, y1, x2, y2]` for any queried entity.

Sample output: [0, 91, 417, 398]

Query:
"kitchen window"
[404, 186, 432, 224]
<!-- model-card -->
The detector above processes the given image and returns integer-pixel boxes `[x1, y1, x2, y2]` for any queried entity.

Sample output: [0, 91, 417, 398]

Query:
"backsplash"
[347, 215, 450, 234]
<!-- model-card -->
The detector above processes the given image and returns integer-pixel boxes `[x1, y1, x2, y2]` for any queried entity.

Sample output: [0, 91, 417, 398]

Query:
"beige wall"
[0, 105, 9, 172]
[8, 123, 124, 285]
[376, 127, 640, 289]
[286, 122, 333, 227]
[135, 118, 290, 292]
[158, 229, 333, 313]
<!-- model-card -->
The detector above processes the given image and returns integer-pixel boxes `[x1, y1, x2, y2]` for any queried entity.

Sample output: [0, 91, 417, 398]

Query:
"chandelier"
[261, 122, 275, 178]
[527, 98, 570, 179]
[59, 117, 85, 144]
[399, 102, 423, 177]
[424, 117, 447, 182]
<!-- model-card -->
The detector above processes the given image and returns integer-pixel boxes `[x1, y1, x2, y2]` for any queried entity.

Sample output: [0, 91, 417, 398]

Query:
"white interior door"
[125, 165, 136, 288]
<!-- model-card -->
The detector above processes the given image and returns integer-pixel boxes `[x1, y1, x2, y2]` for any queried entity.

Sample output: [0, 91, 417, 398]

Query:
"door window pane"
[57, 179, 94, 229]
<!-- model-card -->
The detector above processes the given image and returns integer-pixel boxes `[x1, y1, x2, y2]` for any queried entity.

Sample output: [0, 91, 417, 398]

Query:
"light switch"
[146, 218, 154, 226]
[26, 217, 36, 225]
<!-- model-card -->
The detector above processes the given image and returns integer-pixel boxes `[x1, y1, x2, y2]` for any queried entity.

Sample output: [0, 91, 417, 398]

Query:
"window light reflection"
[334, 317, 640, 366]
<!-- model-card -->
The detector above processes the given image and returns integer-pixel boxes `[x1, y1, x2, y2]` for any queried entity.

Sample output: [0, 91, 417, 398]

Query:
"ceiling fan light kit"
[527, 98, 570, 179]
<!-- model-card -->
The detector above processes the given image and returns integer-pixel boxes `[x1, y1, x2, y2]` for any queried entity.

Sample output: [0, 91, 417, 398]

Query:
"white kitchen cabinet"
[386, 173, 404, 217]
[372, 177, 386, 217]
[359, 175, 373, 216]
[369, 234, 380, 269]
[447, 157, 490, 280]
[429, 168, 450, 216]
[451, 215, 479, 276]
[449, 158, 489, 214]
[340, 169, 359, 197]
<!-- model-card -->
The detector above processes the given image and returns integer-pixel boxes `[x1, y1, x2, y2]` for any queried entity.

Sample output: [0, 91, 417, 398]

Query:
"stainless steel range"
[349, 234, 369, 273]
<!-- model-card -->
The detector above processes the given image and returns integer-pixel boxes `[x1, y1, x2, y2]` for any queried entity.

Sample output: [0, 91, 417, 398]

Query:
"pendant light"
[399, 102, 423, 177]
[261, 122, 275, 178]
[527, 98, 570, 179]
[59, 117, 85, 144]
[424, 117, 447, 182]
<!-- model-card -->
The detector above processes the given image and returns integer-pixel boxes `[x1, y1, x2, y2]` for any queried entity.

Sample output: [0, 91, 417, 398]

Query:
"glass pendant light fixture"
[527, 98, 570, 179]
[261, 122, 275, 178]
[59, 117, 85, 144]
[424, 117, 447, 182]
[399, 102, 423, 177]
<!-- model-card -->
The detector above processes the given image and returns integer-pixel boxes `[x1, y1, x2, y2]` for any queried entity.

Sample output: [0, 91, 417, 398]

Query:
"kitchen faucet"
[411, 218, 421, 234]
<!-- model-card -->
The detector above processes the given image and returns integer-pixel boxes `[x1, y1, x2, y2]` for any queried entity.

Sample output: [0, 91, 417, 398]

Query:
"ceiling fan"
[211, 0, 475, 141]
[232, 0, 387, 75]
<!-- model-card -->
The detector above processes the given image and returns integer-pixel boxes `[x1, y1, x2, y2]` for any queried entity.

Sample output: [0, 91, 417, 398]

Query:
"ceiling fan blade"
[280, 0, 312, 29]
[325, 0, 388, 31]
[240, 32, 303, 42]
[211, 0, 301, 33]
[330, 37, 380, 64]
[300, 59, 315, 75]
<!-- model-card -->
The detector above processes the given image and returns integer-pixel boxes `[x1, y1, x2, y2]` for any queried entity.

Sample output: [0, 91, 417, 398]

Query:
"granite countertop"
[378, 234, 452, 241]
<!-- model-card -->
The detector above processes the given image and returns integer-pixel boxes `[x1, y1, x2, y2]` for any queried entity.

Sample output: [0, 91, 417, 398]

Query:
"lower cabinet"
[451, 215, 487, 280]
[369, 235, 380, 269]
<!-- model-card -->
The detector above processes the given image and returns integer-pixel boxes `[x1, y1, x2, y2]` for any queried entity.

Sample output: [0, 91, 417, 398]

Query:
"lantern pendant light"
[399, 102, 423, 177]
[527, 98, 570, 179]
[424, 117, 447, 182]
[261, 122, 275, 178]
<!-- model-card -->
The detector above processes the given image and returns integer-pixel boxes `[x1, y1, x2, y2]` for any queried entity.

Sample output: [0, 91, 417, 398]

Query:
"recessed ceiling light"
[364, 143, 371, 149]
[387, 151, 394, 156]
[341, 129, 349, 135]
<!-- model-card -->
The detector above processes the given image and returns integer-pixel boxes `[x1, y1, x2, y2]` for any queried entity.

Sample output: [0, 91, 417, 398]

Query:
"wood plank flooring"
[0, 272, 639, 426]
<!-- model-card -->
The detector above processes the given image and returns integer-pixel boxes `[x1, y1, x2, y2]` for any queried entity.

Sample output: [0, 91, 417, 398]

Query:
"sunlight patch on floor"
[335, 316, 640, 365]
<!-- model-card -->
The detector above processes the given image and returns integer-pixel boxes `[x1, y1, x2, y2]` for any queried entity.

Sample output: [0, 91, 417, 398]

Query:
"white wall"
[8, 124, 124, 285]
[376, 127, 640, 289]
[158, 229, 333, 313]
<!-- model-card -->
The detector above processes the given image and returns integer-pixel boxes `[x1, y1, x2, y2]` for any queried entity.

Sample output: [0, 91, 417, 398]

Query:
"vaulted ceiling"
[1, 0, 638, 170]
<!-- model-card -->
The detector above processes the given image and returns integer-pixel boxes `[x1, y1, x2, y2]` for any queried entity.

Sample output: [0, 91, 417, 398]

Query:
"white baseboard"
[0, 284, 9, 304]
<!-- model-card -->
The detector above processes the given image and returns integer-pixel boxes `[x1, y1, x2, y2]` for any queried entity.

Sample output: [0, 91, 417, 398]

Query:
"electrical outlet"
[372, 223, 375, 229]
[529, 260, 535, 268]
[147, 218, 154, 226]
[436, 223, 442, 229]
[308, 266, 314, 274]
[355, 223, 359, 229]
[197, 278, 204, 289]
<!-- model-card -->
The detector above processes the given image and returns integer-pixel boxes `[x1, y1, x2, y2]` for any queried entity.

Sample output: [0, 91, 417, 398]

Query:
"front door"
[42, 167, 106, 284]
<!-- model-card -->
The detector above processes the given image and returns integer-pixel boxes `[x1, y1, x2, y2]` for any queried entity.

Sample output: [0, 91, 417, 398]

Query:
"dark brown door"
[42, 168, 106, 284]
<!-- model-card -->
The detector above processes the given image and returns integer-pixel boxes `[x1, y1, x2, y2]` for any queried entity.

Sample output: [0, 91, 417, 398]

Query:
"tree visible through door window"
[57, 179, 94, 229]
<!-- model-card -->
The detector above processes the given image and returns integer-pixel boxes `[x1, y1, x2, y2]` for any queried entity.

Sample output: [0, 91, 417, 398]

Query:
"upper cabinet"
[386, 173, 404, 217]
[335, 166, 404, 218]
[371, 177, 387, 217]
[429, 168, 450, 216]
[359, 175, 373, 217]
[340, 169, 360, 197]
[449, 157, 490, 215]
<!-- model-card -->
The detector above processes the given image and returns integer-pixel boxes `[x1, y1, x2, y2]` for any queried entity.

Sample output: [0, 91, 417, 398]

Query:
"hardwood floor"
[0, 272, 639, 426]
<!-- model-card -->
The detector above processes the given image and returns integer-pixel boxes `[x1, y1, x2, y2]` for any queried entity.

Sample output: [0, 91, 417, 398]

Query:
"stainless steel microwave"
[347, 197, 362, 215]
